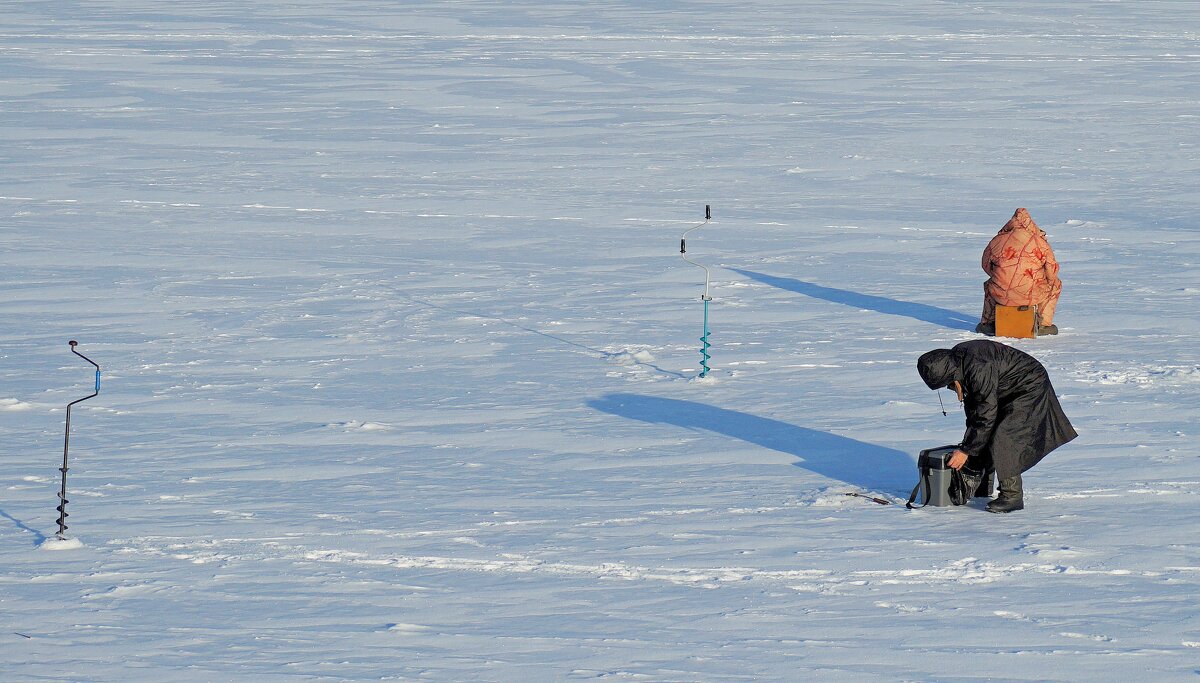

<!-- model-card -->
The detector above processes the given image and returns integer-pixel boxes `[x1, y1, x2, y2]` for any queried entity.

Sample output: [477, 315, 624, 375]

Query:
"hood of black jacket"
[917, 348, 960, 390]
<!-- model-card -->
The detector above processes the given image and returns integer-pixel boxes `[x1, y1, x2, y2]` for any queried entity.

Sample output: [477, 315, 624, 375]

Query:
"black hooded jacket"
[918, 340, 1077, 479]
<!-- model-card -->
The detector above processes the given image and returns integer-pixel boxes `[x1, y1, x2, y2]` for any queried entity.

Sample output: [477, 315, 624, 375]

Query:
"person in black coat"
[917, 340, 1077, 513]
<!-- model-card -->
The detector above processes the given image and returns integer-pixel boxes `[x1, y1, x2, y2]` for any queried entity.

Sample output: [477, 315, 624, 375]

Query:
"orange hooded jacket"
[980, 208, 1061, 325]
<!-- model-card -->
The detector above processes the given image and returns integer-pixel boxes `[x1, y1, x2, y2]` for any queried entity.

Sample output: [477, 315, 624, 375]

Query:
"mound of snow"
[609, 349, 656, 365]
[40, 537, 84, 551]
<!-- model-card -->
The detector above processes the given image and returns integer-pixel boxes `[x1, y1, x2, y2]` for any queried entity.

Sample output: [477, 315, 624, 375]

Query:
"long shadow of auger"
[731, 268, 976, 331]
[588, 393, 913, 493]
[0, 509, 48, 547]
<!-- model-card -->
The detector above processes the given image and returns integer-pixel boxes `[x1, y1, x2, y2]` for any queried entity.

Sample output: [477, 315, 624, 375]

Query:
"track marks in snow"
[874, 601, 928, 614]
[577, 507, 717, 528]
[1017, 543, 1086, 561]
[1042, 481, 1200, 500]
[328, 420, 394, 432]
[993, 610, 1115, 644]
[1071, 363, 1200, 386]
[108, 536, 1156, 596]
[1059, 631, 1115, 642]
[83, 583, 171, 601]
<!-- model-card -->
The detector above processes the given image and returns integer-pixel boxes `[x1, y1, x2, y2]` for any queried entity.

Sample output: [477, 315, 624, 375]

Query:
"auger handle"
[57, 341, 101, 539]
[680, 205, 713, 300]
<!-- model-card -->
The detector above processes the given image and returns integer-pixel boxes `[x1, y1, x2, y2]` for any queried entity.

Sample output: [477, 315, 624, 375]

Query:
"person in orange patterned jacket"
[975, 208, 1062, 336]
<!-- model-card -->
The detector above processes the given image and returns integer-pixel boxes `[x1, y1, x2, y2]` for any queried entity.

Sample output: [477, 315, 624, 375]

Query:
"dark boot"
[975, 322, 995, 336]
[986, 475, 1024, 513]
[1037, 323, 1058, 336]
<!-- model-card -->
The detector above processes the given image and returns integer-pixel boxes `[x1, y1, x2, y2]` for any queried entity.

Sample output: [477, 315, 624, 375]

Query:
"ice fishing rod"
[680, 205, 713, 377]
[845, 491, 891, 505]
[56, 340, 100, 540]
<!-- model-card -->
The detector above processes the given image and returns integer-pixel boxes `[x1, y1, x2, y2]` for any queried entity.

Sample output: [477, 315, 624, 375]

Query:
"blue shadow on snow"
[731, 268, 976, 331]
[0, 508, 48, 547]
[588, 393, 913, 493]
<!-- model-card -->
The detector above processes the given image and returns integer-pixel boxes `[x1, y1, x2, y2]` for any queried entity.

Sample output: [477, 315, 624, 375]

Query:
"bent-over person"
[918, 340, 1077, 513]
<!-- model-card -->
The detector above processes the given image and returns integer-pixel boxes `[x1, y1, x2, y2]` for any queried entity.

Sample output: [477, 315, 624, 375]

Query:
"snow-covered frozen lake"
[2, 2, 1199, 680]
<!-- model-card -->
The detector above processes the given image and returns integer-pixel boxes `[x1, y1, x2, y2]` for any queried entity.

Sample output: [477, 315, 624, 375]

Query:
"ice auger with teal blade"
[680, 205, 713, 377]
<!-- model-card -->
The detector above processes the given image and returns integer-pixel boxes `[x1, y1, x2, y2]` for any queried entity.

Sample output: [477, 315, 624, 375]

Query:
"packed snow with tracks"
[2, 2, 1199, 680]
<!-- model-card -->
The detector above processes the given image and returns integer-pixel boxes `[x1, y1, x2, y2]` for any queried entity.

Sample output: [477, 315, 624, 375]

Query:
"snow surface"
[2, 1, 1199, 680]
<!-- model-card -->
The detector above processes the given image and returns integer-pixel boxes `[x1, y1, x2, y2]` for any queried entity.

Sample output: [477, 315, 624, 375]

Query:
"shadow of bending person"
[589, 393, 913, 494]
[731, 268, 976, 331]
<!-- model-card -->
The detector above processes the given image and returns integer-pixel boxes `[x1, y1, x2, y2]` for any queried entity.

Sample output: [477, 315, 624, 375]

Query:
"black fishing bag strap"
[906, 457, 931, 509]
